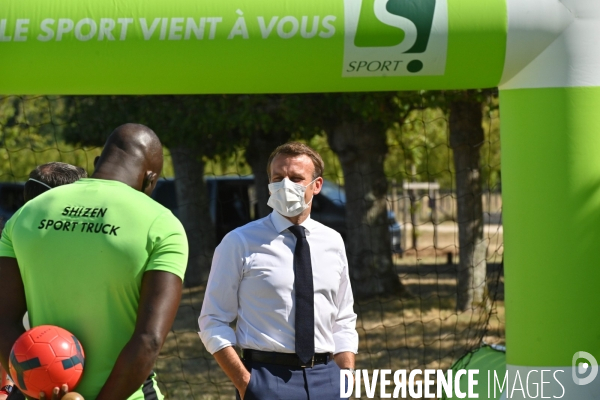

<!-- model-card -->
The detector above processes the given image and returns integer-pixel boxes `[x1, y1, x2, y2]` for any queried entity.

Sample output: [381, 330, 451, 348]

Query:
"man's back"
[0, 178, 187, 399]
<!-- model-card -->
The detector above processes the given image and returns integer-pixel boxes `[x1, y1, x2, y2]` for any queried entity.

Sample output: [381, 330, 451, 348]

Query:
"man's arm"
[334, 351, 355, 369]
[1, 215, 63, 400]
[198, 232, 247, 395]
[213, 347, 251, 398]
[0, 258, 72, 400]
[0, 257, 27, 372]
[332, 244, 359, 366]
[95, 271, 182, 400]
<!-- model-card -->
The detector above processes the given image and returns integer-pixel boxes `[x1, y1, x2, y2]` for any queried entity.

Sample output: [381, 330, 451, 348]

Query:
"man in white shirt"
[199, 142, 358, 399]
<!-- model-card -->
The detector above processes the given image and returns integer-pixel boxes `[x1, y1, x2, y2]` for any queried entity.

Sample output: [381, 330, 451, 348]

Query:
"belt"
[241, 349, 332, 368]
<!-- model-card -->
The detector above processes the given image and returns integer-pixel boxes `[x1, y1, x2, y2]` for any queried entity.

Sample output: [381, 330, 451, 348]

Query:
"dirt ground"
[154, 260, 505, 400]
[399, 220, 504, 264]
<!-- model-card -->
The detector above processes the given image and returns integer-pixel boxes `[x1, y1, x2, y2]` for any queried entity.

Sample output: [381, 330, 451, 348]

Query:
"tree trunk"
[170, 145, 216, 287]
[245, 131, 274, 219]
[328, 121, 407, 299]
[449, 95, 487, 311]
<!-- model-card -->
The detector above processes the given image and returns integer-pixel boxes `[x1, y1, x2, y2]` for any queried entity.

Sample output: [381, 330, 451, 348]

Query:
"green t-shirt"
[0, 178, 188, 400]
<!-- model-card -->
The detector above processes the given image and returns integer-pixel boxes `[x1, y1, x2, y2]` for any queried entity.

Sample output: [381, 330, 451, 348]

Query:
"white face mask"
[267, 178, 317, 217]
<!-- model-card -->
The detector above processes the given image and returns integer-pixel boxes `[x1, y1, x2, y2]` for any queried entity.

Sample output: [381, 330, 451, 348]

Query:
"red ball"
[8, 325, 85, 399]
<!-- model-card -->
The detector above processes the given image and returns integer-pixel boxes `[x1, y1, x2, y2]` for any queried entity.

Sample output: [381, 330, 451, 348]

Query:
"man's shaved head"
[102, 123, 163, 170]
[93, 123, 164, 195]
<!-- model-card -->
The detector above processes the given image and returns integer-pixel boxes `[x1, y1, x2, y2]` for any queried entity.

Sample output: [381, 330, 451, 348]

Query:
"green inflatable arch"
[2, 0, 600, 398]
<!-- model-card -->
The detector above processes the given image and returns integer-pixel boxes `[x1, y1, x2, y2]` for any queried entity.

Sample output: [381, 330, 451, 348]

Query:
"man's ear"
[142, 171, 158, 195]
[312, 177, 324, 195]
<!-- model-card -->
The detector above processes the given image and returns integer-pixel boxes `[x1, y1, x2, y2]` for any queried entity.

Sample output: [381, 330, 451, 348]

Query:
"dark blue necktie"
[288, 225, 315, 363]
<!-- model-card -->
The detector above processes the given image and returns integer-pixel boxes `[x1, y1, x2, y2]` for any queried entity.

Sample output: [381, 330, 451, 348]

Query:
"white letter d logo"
[573, 351, 598, 386]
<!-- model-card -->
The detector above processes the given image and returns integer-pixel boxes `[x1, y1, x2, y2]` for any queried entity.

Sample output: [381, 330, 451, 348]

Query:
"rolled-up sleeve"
[332, 247, 359, 354]
[198, 231, 245, 354]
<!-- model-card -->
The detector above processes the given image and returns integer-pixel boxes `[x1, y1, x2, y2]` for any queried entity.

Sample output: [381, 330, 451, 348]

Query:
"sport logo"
[343, 0, 448, 77]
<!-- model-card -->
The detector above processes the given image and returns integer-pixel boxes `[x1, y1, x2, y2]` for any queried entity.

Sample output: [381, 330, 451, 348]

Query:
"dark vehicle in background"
[0, 183, 26, 223]
[152, 176, 402, 253]
[152, 176, 256, 242]
[310, 179, 402, 254]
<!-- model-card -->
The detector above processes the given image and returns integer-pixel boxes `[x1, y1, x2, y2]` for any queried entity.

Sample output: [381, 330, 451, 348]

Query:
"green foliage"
[283, 92, 401, 133]
[63, 95, 262, 178]
[202, 150, 252, 177]
[307, 134, 345, 185]
[65, 96, 241, 157]
[287, 89, 501, 191]
[63, 95, 301, 175]
[0, 96, 101, 181]
[386, 106, 453, 187]
[386, 90, 501, 190]
[1, 92, 501, 189]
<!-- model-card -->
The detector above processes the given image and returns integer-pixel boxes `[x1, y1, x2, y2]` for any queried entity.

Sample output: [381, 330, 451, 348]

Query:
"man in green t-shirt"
[0, 124, 188, 400]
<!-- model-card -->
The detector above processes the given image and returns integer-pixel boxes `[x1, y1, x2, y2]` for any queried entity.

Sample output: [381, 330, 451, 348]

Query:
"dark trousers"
[237, 359, 344, 400]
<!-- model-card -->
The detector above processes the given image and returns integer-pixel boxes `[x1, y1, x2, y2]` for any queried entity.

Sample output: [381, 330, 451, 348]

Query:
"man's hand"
[239, 370, 252, 399]
[335, 351, 356, 393]
[334, 351, 355, 370]
[94, 271, 182, 400]
[212, 347, 251, 398]
[38, 384, 68, 400]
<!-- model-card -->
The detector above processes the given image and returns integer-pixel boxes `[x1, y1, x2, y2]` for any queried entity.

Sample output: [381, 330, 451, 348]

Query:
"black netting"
[0, 93, 504, 399]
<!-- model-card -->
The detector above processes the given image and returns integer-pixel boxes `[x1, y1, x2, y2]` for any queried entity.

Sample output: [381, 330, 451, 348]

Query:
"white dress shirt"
[198, 211, 358, 355]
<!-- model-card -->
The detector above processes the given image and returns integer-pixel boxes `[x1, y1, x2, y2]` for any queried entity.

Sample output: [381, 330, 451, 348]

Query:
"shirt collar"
[270, 211, 316, 236]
